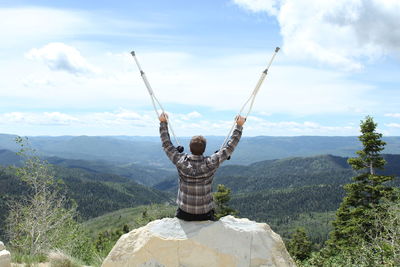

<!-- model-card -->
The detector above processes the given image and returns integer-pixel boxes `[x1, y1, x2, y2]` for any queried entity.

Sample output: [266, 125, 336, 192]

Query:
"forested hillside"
[0, 148, 175, 186]
[153, 153, 400, 246]
[0, 164, 173, 240]
[2, 146, 399, 246]
[154, 154, 400, 193]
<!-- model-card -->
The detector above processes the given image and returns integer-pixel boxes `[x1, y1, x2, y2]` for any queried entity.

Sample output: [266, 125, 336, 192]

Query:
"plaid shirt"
[160, 122, 243, 214]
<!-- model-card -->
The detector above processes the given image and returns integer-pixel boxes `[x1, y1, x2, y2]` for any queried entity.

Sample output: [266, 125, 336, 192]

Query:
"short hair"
[190, 135, 206, 155]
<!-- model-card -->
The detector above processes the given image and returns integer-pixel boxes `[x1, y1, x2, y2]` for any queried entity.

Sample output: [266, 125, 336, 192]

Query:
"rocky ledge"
[102, 215, 296, 267]
[0, 241, 11, 267]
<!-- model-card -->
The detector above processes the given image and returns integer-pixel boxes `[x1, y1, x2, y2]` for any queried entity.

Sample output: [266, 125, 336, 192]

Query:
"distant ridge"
[1, 133, 400, 166]
[0, 148, 174, 186]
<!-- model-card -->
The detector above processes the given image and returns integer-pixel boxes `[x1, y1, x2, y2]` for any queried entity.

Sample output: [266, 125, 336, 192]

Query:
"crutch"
[131, 51, 184, 153]
[219, 47, 280, 156]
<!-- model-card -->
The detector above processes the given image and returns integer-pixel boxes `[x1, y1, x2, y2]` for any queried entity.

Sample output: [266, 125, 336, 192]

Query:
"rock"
[102, 216, 296, 267]
[0, 241, 11, 267]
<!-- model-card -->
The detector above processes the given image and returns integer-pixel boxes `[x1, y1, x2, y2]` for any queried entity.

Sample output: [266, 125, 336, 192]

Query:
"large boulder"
[102, 216, 296, 267]
[0, 241, 11, 267]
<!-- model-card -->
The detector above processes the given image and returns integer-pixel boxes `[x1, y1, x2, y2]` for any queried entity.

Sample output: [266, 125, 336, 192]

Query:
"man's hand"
[159, 112, 168, 123]
[236, 115, 246, 126]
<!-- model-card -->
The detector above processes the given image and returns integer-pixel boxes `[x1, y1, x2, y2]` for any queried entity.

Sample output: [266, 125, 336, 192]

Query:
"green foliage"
[328, 116, 397, 251]
[281, 197, 400, 267]
[83, 204, 175, 239]
[11, 251, 47, 265]
[48, 251, 82, 267]
[272, 211, 335, 248]
[95, 227, 124, 257]
[348, 116, 386, 173]
[0, 159, 173, 224]
[214, 155, 357, 193]
[60, 169, 173, 219]
[230, 185, 343, 246]
[287, 228, 312, 261]
[5, 138, 97, 264]
[213, 184, 238, 219]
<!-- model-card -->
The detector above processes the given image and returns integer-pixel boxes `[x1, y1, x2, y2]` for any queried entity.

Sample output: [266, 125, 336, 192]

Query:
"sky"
[0, 0, 399, 137]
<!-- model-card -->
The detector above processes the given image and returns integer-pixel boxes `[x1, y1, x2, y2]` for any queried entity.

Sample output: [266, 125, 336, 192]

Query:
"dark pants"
[176, 208, 216, 221]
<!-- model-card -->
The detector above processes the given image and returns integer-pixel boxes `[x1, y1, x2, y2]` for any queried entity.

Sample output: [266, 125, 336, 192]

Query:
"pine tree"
[328, 116, 397, 250]
[287, 228, 312, 261]
[213, 184, 238, 220]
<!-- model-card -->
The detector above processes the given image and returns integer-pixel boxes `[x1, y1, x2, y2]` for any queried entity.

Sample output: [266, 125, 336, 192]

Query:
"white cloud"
[0, 7, 164, 50]
[0, 7, 86, 47]
[0, 110, 202, 131]
[122, 51, 374, 115]
[233, 0, 279, 15]
[1, 110, 395, 136]
[386, 123, 400, 128]
[0, 50, 376, 115]
[233, 0, 400, 70]
[178, 111, 202, 121]
[26, 43, 100, 75]
[243, 116, 358, 135]
[385, 113, 400, 118]
[0, 112, 79, 126]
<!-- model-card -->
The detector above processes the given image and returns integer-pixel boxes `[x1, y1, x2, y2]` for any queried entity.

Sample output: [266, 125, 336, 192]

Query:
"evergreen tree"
[213, 184, 238, 220]
[287, 228, 312, 261]
[328, 116, 397, 250]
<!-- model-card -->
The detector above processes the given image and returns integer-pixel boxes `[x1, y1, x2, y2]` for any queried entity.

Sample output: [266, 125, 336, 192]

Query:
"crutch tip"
[275, 47, 280, 53]
[130, 51, 135, 56]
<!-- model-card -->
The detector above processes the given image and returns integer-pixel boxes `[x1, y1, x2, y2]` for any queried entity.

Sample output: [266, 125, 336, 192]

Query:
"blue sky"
[0, 0, 399, 136]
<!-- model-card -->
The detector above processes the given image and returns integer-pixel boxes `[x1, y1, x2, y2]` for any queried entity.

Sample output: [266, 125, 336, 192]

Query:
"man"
[159, 113, 245, 221]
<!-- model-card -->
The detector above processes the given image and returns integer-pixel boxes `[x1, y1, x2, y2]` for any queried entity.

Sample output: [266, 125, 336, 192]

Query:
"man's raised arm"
[159, 113, 183, 165]
[210, 115, 246, 165]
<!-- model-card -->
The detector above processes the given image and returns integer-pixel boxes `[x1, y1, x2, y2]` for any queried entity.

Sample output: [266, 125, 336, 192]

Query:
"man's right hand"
[159, 112, 168, 123]
[236, 115, 246, 126]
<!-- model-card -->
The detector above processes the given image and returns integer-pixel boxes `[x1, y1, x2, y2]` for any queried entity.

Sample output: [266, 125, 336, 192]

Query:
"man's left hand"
[159, 112, 168, 123]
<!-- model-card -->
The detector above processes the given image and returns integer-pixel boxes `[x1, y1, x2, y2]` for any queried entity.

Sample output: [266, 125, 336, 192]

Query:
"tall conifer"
[328, 116, 396, 250]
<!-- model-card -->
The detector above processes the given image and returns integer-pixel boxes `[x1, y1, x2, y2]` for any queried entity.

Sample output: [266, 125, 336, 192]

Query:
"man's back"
[159, 114, 245, 220]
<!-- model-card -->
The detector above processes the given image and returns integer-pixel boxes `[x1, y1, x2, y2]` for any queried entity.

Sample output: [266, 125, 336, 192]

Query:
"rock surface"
[0, 241, 11, 267]
[102, 216, 296, 267]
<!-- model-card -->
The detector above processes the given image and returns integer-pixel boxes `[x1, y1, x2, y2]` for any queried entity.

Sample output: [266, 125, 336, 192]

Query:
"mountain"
[154, 154, 400, 193]
[1, 133, 400, 167]
[46, 157, 175, 186]
[0, 134, 169, 167]
[0, 148, 174, 186]
[0, 149, 20, 165]
[0, 164, 174, 240]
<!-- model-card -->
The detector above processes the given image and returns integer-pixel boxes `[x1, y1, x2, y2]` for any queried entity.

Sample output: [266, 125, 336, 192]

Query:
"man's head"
[190, 135, 206, 155]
